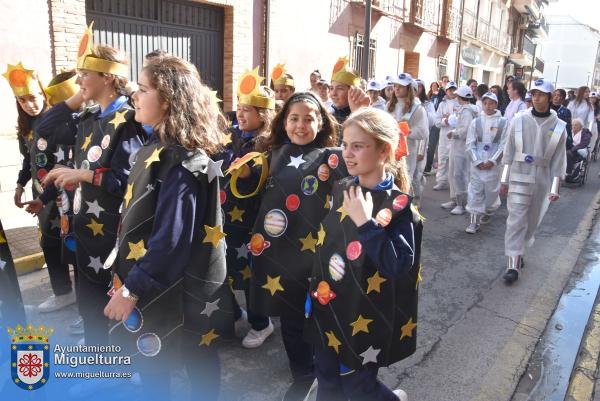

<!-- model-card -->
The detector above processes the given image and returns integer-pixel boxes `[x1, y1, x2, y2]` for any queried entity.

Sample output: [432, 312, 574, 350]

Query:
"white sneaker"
[441, 201, 456, 210]
[450, 205, 466, 215]
[393, 388, 408, 401]
[433, 183, 448, 190]
[465, 222, 479, 234]
[479, 214, 491, 224]
[242, 320, 274, 348]
[37, 292, 76, 313]
[235, 308, 249, 336]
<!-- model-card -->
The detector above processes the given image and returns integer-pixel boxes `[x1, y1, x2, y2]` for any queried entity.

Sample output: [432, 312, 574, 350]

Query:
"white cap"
[367, 79, 383, 91]
[481, 92, 498, 103]
[316, 78, 329, 86]
[384, 75, 394, 88]
[591, 91, 598, 97]
[446, 81, 458, 90]
[525, 91, 532, 101]
[391, 72, 414, 87]
[531, 78, 554, 94]
[455, 85, 474, 99]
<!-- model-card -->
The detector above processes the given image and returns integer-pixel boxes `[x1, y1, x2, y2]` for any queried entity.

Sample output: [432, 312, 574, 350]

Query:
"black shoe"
[282, 377, 315, 401]
[503, 269, 519, 284]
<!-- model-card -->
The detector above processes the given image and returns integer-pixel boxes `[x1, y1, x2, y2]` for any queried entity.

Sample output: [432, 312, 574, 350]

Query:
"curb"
[13, 252, 46, 276]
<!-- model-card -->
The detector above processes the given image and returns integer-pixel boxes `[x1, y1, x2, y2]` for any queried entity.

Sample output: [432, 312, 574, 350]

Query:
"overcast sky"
[544, 0, 600, 31]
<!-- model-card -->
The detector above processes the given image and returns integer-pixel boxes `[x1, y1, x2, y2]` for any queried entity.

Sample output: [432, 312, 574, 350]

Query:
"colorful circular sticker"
[375, 208, 392, 227]
[73, 187, 82, 215]
[87, 145, 102, 163]
[346, 241, 363, 261]
[393, 194, 409, 211]
[124, 307, 143, 333]
[37, 138, 47, 151]
[35, 153, 48, 168]
[285, 194, 300, 212]
[219, 190, 227, 205]
[80, 160, 90, 170]
[483, 144, 491, 151]
[328, 253, 346, 281]
[33, 179, 43, 194]
[264, 209, 288, 237]
[328, 154, 339, 169]
[248, 233, 271, 256]
[317, 164, 330, 181]
[137, 332, 161, 357]
[64, 234, 77, 251]
[301, 175, 319, 196]
[524, 154, 534, 163]
[36, 168, 47, 182]
[100, 134, 111, 150]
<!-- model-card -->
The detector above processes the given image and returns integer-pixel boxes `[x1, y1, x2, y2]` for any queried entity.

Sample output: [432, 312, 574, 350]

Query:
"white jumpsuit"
[503, 110, 567, 256]
[448, 103, 480, 206]
[434, 97, 459, 187]
[466, 110, 508, 215]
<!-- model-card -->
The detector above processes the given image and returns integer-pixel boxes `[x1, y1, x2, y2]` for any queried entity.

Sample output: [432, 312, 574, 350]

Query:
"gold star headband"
[2, 62, 43, 97]
[271, 64, 295, 87]
[77, 22, 128, 78]
[331, 56, 360, 87]
[44, 71, 79, 106]
[237, 67, 275, 110]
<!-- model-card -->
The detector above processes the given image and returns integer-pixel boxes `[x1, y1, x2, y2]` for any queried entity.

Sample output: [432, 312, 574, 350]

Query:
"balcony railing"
[477, 18, 490, 44]
[523, 35, 535, 56]
[463, 9, 477, 37]
[444, 6, 462, 42]
[412, 0, 441, 33]
[349, 0, 406, 20]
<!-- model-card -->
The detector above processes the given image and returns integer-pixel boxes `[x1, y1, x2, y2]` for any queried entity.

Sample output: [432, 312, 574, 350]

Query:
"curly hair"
[142, 56, 227, 155]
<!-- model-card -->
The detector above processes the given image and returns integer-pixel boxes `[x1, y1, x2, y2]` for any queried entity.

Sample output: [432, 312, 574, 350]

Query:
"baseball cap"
[481, 92, 498, 103]
[391, 72, 414, 87]
[455, 85, 474, 99]
[530, 78, 554, 94]
[446, 81, 458, 90]
[367, 79, 383, 91]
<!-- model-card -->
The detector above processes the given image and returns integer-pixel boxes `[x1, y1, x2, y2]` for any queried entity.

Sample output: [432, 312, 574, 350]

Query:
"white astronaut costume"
[501, 78, 567, 283]
[465, 92, 508, 232]
[434, 82, 459, 190]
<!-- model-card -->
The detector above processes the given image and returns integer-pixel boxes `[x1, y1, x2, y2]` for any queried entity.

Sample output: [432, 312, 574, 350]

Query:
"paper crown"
[2, 62, 43, 97]
[331, 57, 360, 87]
[77, 22, 128, 78]
[237, 67, 275, 110]
[44, 73, 79, 106]
[7, 324, 54, 344]
[271, 64, 295, 87]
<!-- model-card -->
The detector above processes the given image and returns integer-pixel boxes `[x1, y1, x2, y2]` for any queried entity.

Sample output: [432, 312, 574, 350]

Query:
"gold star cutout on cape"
[26, 131, 33, 141]
[109, 110, 128, 129]
[203, 224, 226, 248]
[337, 205, 349, 222]
[325, 331, 341, 354]
[221, 133, 232, 146]
[228, 206, 245, 223]
[81, 133, 92, 151]
[400, 317, 417, 341]
[350, 314, 373, 336]
[324, 194, 332, 209]
[123, 184, 134, 208]
[416, 264, 423, 290]
[240, 265, 252, 280]
[316, 224, 326, 246]
[0, 230, 6, 244]
[299, 232, 318, 253]
[262, 275, 284, 296]
[144, 147, 163, 169]
[126, 239, 147, 261]
[85, 218, 104, 236]
[366, 271, 387, 294]
[199, 329, 219, 346]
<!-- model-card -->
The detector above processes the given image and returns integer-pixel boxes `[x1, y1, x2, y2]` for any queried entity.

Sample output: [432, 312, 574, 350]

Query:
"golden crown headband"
[331, 56, 360, 87]
[2, 62, 44, 97]
[237, 67, 276, 110]
[45, 73, 79, 106]
[77, 22, 129, 78]
[271, 64, 295, 87]
[226, 152, 270, 199]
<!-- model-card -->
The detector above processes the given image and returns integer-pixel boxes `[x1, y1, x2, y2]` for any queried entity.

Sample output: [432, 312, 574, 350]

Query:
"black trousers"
[425, 126, 440, 173]
[41, 236, 72, 296]
[280, 311, 314, 380]
[232, 286, 270, 331]
[76, 272, 109, 345]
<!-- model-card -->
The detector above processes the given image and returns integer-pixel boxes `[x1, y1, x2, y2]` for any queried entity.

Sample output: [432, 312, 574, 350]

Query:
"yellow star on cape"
[366, 271, 387, 294]
[416, 264, 423, 290]
[221, 133, 232, 146]
[126, 239, 147, 261]
[337, 205, 349, 222]
[199, 329, 219, 346]
[299, 232, 318, 253]
[240, 265, 252, 280]
[324, 194, 332, 209]
[85, 218, 104, 236]
[144, 147, 163, 169]
[26, 131, 33, 141]
[203, 224, 226, 248]
[262, 275, 284, 296]
[228, 206, 245, 223]
[400, 317, 417, 341]
[81, 133, 92, 151]
[109, 110, 128, 129]
[325, 331, 342, 354]
[123, 184, 134, 208]
[316, 224, 326, 246]
[0, 230, 6, 244]
[350, 314, 373, 336]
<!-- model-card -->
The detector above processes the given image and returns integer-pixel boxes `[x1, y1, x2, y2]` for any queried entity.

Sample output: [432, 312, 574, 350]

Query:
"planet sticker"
[100, 134, 111, 149]
[392, 194, 409, 211]
[317, 164, 330, 181]
[136, 332, 162, 357]
[80, 160, 90, 170]
[328, 253, 346, 281]
[35, 153, 48, 168]
[73, 187, 82, 214]
[264, 209, 288, 237]
[124, 307, 143, 333]
[375, 208, 392, 227]
[312, 281, 336, 306]
[346, 241, 363, 261]
[248, 233, 271, 256]
[286, 194, 300, 212]
[87, 145, 102, 163]
[328, 154, 339, 169]
[36, 168, 47, 182]
[60, 215, 69, 236]
[301, 175, 319, 196]
[64, 234, 77, 251]
[219, 190, 227, 205]
[37, 138, 48, 151]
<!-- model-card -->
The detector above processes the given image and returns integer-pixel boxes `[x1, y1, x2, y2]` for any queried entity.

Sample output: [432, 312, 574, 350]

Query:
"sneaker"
[450, 205, 465, 215]
[68, 316, 84, 335]
[441, 201, 456, 210]
[282, 377, 316, 401]
[433, 183, 449, 191]
[465, 222, 479, 234]
[479, 214, 491, 224]
[234, 308, 249, 336]
[503, 269, 519, 284]
[393, 388, 408, 401]
[37, 292, 76, 313]
[242, 320, 274, 348]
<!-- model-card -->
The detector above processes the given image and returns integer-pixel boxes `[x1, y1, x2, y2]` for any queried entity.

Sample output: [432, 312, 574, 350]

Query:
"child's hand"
[549, 194, 559, 202]
[23, 199, 43, 216]
[14, 185, 24, 208]
[343, 186, 373, 227]
[348, 86, 371, 112]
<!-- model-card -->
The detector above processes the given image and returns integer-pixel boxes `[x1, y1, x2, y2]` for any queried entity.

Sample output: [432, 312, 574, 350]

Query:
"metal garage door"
[86, 0, 224, 96]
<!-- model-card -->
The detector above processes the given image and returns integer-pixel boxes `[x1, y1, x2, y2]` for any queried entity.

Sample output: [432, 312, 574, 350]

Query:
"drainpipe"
[262, 0, 270, 78]
[454, 0, 466, 82]
[528, 42, 537, 89]
[362, 0, 372, 79]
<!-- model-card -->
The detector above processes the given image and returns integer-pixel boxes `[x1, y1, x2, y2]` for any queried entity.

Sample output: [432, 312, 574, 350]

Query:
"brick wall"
[48, 0, 87, 75]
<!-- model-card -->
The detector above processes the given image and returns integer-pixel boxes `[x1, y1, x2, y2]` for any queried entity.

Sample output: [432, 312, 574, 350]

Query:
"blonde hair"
[143, 55, 226, 155]
[343, 108, 411, 193]
[91, 45, 129, 95]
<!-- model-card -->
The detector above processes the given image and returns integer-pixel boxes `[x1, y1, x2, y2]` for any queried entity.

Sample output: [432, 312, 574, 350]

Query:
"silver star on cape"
[88, 256, 104, 274]
[85, 200, 105, 218]
[200, 298, 221, 317]
[287, 154, 306, 169]
[360, 346, 381, 365]
[205, 159, 224, 183]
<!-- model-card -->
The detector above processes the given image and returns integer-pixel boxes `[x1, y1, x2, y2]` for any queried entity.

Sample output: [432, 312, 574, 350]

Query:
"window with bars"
[350, 32, 377, 79]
